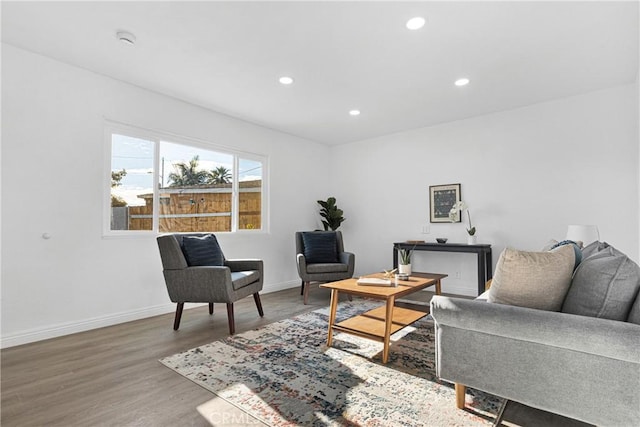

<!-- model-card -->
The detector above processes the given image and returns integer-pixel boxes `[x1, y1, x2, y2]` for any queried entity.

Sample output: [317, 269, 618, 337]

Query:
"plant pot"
[467, 235, 477, 245]
[398, 263, 412, 275]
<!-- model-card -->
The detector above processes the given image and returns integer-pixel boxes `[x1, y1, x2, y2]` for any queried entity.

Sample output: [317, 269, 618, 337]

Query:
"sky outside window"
[111, 134, 154, 206]
[239, 158, 262, 182]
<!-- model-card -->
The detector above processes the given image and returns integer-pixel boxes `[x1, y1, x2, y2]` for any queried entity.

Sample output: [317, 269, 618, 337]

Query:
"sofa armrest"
[430, 296, 640, 426]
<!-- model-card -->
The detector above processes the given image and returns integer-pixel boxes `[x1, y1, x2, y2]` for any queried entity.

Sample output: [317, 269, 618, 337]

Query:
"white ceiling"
[2, 1, 638, 145]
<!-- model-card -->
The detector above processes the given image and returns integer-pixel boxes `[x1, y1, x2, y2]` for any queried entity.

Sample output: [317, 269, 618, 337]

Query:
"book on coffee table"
[356, 277, 393, 286]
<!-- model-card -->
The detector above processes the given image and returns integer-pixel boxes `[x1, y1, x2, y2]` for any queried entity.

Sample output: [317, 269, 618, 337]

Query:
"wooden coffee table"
[320, 272, 447, 363]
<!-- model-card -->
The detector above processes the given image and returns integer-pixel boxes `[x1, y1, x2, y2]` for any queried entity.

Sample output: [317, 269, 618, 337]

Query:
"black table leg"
[477, 252, 486, 295]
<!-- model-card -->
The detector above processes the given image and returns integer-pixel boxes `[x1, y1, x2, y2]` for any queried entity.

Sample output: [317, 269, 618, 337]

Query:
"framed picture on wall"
[430, 183, 461, 223]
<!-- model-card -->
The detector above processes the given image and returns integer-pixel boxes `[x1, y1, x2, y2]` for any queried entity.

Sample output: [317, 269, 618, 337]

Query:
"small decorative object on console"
[436, 238, 448, 244]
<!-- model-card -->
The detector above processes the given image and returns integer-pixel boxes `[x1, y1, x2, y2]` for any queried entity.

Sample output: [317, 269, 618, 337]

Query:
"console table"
[393, 242, 493, 295]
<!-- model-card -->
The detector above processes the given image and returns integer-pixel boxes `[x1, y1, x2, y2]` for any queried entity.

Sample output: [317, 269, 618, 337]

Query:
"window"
[110, 134, 155, 231]
[238, 158, 263, 230]
[106, 124, 266, 235]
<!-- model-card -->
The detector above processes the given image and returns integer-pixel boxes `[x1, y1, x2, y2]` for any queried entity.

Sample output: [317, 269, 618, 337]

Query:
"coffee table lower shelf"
[333, 305, 427, 342]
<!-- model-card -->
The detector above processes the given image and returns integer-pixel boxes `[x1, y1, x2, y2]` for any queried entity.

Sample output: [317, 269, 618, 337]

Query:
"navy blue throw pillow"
[181, 234, 225, 266]
[302, 232, 338, 263]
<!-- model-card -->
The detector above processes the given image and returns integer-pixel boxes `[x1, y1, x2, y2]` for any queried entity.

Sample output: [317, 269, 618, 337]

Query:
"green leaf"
[317, 196, 346, 230]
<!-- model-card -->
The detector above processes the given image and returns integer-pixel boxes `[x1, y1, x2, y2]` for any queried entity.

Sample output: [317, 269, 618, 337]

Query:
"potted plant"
[396, 245, 414, 275]
[449, 201, 477, 244]
[317, 197, 346, 231]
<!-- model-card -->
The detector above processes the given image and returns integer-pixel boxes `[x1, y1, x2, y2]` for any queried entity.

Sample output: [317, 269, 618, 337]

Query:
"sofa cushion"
[302, 232, 338, 263]
[181, 234, 225, 266]
[561, 243, 640, 321]
[628, 294, 640, 325]
[488, 245, 574, 311]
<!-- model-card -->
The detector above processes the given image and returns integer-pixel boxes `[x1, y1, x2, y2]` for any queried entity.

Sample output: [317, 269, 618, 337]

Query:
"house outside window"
[106, 124, 266, 235]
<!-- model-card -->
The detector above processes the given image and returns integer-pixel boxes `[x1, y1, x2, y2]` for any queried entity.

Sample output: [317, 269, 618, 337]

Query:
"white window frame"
[103, 121, 268, 237]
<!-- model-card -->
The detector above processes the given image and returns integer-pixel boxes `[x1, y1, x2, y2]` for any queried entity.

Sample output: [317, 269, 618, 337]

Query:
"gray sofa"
[430, 241, 640, 426]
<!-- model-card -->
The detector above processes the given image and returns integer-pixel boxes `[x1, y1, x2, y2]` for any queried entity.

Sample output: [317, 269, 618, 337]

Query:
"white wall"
[2, 43, 638, 347]
[330, 84, 639, 296]
[637, 74, 640, 260]
[1, 45, 330, 347]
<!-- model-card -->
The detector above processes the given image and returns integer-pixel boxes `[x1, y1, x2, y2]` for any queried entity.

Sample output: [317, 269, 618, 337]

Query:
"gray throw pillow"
[181, 234, 225, 266]
[488, 245, 575, 311]
[581, 240, 610, 259]
[562, 244, 640, 321]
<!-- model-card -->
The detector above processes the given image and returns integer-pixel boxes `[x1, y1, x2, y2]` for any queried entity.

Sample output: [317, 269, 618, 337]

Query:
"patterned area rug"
[160, 299, 503, 426]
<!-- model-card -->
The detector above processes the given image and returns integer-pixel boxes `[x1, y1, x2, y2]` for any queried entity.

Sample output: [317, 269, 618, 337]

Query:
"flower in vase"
[449, 201, 476, 236]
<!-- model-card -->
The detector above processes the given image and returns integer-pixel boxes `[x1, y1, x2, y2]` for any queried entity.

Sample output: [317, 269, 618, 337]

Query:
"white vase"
[467, 235, 477, 245]
[398, 263, 412, 275]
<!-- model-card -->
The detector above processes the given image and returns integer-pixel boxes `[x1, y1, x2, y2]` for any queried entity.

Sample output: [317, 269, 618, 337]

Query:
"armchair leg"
[303, 281, 310, 305]
[300, 280, 305, 295]
[209, 303, 214, 315]
[455, 383, 466, 409]
[226, 303, 235, 335]
[173, 302, 184, 331]
[253, 293, 264, 317]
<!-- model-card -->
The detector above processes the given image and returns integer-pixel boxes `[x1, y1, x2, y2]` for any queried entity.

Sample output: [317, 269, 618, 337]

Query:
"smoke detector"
[116, 31, 136, 46]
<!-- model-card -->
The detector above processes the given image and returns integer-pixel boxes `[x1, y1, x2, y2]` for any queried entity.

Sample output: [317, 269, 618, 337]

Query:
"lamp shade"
[566, 225, 600, 246]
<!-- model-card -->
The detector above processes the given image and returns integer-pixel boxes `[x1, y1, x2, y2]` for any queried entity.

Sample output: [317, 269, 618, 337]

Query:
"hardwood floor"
[1, 285, 439, 426]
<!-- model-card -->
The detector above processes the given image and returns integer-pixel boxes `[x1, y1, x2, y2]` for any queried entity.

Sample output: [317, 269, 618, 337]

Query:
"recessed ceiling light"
[455, 78, 470, 87]
[349, 110, 361, 116]
[279, 76, 294, 85]
[116, 31, 136, 46]
[406, 17, 426, 30]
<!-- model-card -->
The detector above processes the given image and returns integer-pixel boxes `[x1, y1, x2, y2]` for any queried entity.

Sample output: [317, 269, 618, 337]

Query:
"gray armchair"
[295, 231, 355, 304]
[157, 233, 264, 335]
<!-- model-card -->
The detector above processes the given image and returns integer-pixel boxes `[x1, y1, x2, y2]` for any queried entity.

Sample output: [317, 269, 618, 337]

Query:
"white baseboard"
[263, 279, 300, 293]
[1, 303, 176, 349]
[1, 280, 300, 349]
